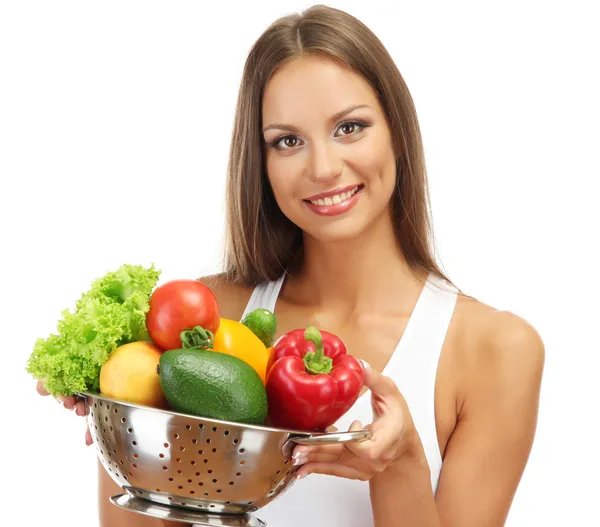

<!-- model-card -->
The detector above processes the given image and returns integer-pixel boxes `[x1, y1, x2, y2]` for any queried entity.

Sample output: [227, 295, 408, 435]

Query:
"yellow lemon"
[99, 341, 167, 408]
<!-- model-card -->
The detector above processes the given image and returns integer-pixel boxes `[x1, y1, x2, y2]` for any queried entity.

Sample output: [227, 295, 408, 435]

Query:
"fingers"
[292, 439, 347, 465]
[36, 380, 73, 407]
[295, 461, 371, 481]
[362, 361, 400, 399]
[344, 413, 404, 463]
[85, 423, 93, 446]
[290, 419, 396, 481]
[36, 380, 50, 396]
[349, 419, 363, 431]
[74, 399, 87, 416]
[293, 450, 341, 466]
[292, 420, 370, 465]
[293, 442, 344, 459]
[292, 420, 371, 461]
[36, 380, 91, 447]
[59, 396, 77, 410]
[37, 380, 88, 416]
[349, 420, 385, 458]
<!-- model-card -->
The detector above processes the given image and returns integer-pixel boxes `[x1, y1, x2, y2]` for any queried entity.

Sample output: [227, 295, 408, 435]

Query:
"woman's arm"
[98, 459, 187, 527]
[370, 312, 545, 527]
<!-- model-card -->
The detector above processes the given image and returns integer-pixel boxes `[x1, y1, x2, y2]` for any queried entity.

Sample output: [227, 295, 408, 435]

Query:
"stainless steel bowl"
[80, 392, 371, 526]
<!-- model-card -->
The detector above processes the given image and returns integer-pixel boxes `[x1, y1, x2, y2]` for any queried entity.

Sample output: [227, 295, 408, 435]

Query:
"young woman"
[39, 5, 544, 526]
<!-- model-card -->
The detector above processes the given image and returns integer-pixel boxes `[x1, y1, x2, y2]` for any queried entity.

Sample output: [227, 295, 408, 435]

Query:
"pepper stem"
[303, 325, 333, 375]
[180, 326, 214, 350]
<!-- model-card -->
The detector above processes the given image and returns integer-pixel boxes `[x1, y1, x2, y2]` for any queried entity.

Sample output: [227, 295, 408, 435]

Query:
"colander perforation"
[83, 392, 370, 523]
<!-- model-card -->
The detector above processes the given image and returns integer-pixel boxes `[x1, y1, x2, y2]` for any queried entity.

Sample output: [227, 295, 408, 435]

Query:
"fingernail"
[293, 454, 307, 466]
[295, 471, 306, 480]
[360, 359, 371, 371]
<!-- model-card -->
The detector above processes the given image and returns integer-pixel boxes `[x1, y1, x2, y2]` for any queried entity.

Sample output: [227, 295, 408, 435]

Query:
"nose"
[308, 139, 344, 184]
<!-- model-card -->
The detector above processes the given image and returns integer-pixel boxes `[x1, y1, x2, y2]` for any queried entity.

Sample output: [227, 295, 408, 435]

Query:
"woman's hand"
[291, 361, 419, 480]
[36, 380, 93, 445]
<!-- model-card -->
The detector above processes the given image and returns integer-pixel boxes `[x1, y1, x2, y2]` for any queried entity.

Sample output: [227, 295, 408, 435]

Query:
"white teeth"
[309, 185, 360, 206]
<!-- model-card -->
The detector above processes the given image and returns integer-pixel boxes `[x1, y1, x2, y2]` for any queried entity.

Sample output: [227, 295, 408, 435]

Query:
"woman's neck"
[286, 213, 427, 315]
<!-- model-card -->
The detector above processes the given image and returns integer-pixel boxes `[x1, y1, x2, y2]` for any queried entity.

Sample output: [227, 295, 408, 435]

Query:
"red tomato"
[146, 280, 220, 351]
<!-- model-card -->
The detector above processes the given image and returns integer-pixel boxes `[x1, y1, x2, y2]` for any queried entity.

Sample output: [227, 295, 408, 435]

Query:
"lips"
[303, 184, 363, 203]
[303, 184, 364, 217]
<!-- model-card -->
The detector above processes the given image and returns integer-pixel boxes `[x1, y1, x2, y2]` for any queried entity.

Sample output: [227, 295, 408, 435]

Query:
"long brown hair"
[223, 4, 458, 292]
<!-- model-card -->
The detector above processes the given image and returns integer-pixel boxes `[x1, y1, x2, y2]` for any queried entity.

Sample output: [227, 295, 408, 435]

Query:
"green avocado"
[158, 348, 268, 425]
[241, 308, 277, 347]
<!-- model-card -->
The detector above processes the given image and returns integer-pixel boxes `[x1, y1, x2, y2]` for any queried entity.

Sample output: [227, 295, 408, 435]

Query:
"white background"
[2, 1, 599, 525]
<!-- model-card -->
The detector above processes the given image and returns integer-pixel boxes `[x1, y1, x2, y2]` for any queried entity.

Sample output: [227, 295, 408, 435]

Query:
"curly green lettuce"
[26, 263, 161, 397]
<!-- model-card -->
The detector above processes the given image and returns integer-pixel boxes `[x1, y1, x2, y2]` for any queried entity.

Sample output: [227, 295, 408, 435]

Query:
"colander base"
[110, 493, 267, 526]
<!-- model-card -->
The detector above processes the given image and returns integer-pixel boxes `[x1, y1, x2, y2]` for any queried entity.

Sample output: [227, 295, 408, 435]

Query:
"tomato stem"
[180, 326, 214, 350]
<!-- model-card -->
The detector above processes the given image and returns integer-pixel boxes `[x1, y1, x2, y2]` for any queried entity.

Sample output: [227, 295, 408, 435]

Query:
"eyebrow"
[262, 104, 372, 134]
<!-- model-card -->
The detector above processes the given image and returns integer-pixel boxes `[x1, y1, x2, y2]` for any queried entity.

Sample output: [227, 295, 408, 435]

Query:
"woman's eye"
[270, 135, 300, 150]
[338, 122, 361, 135]
[281, 137, 299, 149]
[270, 121, 367, 151]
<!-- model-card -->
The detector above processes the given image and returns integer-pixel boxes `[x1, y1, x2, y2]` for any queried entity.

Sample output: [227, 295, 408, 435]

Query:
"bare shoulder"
[196, 273, 254, 321]
[452, 293, 546, 403]
[461, 294, 544, 363]
[434, 295, 546, 522]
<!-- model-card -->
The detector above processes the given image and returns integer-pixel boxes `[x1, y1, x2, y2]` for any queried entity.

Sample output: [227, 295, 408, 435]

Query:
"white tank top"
[239, 272, 458, 527]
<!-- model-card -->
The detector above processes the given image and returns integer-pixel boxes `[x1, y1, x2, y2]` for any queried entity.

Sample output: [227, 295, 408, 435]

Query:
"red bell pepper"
[265, 325, 364, 431]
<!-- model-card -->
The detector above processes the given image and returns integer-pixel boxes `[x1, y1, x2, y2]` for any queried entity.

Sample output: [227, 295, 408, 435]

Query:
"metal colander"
[79, 392, 370, 526]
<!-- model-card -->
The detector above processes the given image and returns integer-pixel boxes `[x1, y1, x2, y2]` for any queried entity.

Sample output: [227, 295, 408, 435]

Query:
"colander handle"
[288, 429, 372, 446]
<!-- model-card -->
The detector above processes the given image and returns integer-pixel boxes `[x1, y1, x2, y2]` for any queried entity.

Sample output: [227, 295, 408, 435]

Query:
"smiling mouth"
[303, 184, 363, 206]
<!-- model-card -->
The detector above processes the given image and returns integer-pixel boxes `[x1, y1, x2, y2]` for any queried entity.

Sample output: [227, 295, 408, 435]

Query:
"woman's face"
[262, 55, 398, 243]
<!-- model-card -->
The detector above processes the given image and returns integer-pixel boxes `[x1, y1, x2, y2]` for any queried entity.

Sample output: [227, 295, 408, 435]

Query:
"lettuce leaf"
[26, 263, 161, 397]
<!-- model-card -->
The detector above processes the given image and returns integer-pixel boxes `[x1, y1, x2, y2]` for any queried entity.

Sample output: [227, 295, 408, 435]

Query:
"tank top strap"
[334, 273, 458, 493]
[394, 273, 458, 492]
[239, 273, 286, 321]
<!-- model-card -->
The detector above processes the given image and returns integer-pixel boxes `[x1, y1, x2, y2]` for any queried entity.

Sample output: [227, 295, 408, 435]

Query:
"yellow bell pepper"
[212, 319, 270, 384]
